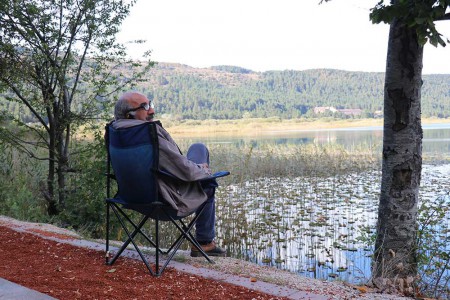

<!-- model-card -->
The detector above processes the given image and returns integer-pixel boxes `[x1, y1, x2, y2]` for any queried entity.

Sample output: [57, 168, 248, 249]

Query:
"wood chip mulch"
[0, 225, 287, 300]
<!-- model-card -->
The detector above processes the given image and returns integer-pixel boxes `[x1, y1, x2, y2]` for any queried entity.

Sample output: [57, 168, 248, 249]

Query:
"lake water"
[179, 123, 450, 294]
[181, 123, 450, 156]
[214, 164, 450, 284]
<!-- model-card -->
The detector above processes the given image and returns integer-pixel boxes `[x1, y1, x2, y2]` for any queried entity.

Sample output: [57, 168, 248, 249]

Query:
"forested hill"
[2, 62, 450, 121]
[136, 63, 450, 120]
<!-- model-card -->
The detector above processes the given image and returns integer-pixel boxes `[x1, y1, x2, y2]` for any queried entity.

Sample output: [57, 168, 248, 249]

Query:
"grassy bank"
[162, 117, 450, 137]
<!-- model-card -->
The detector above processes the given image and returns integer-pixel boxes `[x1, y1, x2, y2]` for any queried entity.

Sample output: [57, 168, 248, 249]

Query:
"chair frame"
[104, 123, 213, 276]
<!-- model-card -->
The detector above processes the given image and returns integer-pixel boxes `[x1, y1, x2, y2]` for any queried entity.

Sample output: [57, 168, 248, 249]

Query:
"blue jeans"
[187, 143, 218, 244]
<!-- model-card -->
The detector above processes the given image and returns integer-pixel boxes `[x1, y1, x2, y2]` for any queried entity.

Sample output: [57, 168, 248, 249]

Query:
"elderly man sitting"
[111, 91, 226, 257]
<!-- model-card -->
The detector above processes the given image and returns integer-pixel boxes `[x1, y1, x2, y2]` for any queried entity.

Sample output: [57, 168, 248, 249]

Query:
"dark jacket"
[112, 119, 211, 216]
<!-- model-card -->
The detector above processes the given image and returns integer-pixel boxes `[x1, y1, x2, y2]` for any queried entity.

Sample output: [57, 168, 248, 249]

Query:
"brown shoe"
[191, 241, 227, 257]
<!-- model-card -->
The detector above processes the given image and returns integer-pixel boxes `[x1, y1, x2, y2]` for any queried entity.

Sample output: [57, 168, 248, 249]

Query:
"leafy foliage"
[417, 194, 450, 299]
[57, 125, 108, 237]
[0, 141, 49, 221]
[0, 0, 153, 215]
[370, 0, 450, 46]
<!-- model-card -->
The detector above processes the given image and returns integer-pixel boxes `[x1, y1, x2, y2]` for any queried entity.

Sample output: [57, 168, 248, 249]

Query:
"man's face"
[129, 94, 155, 121]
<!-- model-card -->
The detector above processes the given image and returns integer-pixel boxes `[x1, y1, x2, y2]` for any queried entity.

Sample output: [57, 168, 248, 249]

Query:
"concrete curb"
[0, 278, 58, 300]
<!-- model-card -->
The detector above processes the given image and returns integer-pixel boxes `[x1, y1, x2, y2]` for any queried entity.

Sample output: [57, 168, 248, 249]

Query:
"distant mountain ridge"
[135, 62, 450, 120]
[2, 62, 449, 122]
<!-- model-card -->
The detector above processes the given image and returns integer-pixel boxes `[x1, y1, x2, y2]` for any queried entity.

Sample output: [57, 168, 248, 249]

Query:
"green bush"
[0, 144, 48, 221]
[56, 126, 109, 237]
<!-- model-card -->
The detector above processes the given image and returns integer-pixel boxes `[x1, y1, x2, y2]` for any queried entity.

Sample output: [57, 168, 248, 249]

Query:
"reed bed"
[198, 142, 450, 296]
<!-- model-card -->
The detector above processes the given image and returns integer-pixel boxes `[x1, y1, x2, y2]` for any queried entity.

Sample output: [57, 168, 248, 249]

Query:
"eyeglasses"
[126, 101, 154, 114]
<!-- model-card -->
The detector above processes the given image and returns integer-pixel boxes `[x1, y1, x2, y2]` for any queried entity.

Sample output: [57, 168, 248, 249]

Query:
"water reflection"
[179, 124, 450, 156]
[215, 165, 450, 284]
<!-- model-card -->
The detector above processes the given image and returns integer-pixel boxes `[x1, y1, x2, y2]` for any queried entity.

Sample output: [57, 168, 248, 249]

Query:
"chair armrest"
[202, 171, 230, 180]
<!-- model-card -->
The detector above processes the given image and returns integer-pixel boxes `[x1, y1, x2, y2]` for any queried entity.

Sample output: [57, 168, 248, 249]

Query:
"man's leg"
[187, 143, 225, 256]
[186, 143, 216, 244]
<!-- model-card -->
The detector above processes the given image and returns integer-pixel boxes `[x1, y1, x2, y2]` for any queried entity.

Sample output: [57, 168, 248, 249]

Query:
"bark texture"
[372, 18, 423, 291]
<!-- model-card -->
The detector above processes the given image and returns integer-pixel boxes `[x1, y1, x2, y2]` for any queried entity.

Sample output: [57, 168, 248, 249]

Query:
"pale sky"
[117, 0, 450, 74]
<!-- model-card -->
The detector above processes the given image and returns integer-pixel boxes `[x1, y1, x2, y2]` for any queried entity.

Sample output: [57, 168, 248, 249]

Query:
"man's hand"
[199, 163, 212, 175]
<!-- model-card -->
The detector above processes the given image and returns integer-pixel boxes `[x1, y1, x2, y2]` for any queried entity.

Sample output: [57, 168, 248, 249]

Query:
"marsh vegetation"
[175, 125, 450, 298]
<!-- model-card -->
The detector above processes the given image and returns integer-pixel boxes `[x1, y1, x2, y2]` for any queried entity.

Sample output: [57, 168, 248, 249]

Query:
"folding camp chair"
[104, 122, 229, 276]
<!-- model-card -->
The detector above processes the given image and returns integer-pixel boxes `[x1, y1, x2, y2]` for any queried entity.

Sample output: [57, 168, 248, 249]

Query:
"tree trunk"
[57, 87, 72, 210]
[45, 96, 60, 215]
[57, 129, 68, 210]
[372, 18, 423, 293]
[46, 123, 59, 215]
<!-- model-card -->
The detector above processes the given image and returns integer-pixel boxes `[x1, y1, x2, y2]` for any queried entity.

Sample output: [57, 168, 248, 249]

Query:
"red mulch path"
[0, 226, 286, 300]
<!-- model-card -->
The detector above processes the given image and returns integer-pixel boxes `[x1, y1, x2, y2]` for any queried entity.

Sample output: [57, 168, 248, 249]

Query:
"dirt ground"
[0, 216, 414, 300]
[0, 225, 288, 300]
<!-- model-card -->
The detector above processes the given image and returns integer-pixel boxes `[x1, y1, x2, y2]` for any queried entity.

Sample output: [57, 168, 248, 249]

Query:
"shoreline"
[163, 117, 450, 137]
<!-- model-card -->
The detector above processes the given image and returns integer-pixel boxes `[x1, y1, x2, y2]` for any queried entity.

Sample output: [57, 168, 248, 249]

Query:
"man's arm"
[156, 127, 211, 182]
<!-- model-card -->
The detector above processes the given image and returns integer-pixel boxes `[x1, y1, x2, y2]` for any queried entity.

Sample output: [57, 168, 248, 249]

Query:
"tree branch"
[18, 121, 50, 148]
[1, 79, 50, 133]
[70, 30, 92, 105]
[0, 128, 51, 161]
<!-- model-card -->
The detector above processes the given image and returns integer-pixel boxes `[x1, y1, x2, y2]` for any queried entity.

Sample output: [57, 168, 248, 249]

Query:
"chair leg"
[154, 215, 213, 277]
[151, 205, 214, 276]
[108, 203, 164, 254]
[106, 203, 110, 264]
[163, 204, 214, 265]
[105, 201, 214, 277]
[155, 219, 160, 276]
[107, 204, 156, 276]
[152, 218, 185, 276]
[113, 205, 162, 253]
[170, 216, 213, 264]
[157, 228, 188, 275]
[164, 202, 207, 254]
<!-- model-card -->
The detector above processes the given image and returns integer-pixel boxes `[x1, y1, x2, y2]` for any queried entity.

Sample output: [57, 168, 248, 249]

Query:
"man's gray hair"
[114, 93, 134, 120]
